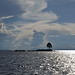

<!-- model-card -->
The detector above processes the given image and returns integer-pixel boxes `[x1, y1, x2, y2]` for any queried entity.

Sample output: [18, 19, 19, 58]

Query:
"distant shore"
[15, 49, 53, 52]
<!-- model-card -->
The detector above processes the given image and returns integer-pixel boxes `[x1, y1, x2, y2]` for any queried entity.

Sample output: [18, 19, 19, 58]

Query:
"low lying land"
[15, 49, 53, 52]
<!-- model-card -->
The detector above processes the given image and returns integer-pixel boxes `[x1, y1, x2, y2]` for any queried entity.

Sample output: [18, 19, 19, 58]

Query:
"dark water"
[0, 50, 75, 75]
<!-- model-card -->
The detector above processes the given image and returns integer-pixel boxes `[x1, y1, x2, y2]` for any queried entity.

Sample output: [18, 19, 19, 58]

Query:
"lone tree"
[47, 42, 52, 49]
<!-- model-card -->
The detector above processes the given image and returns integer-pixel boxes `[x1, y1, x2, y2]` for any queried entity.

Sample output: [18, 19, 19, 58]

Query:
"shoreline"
[15, 49, 53, 52]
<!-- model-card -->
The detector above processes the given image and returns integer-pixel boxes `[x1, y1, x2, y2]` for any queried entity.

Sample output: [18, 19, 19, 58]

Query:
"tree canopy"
[47, 42, 52, 49]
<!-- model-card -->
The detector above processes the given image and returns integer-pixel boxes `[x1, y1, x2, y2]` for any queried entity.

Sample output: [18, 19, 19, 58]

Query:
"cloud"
[10, 21, 75, 42]
[16, 0, 47, 12]
[21, 11, 58, 22]
[0, 23, 9, 34]
[1, 0, 75, 50]
[38, 23, 75, 36]
[1, 21, 75, 50]
[0, 23, 14, 49]
[0, 0, 59, 40]
[0, 0, 58, 40]
[63, 23, 75, 35]
[15, 38, 30, 50]
[31, 30, 45, 49]
[0, 16, 13, 20]
[0, 22, 14, 36]
[18, 0, 58, 22]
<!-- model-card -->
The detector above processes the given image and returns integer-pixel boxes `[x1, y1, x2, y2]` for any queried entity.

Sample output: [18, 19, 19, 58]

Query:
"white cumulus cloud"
[9, 0, 58, 40]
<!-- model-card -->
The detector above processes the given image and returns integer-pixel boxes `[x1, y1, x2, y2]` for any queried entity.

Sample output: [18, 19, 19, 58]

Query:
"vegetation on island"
[15, 42, 53, 52]
[47, 42, 52, 49]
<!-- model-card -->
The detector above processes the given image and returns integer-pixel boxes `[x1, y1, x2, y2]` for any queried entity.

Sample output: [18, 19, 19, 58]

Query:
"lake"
[0, 50, 75, 75]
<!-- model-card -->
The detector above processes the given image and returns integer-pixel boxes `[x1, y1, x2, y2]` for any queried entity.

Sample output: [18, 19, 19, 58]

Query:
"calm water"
[0, 50, 75, 75]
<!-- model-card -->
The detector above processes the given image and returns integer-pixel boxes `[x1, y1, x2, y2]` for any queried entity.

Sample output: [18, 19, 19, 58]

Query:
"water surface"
[0, 50, 75, 75]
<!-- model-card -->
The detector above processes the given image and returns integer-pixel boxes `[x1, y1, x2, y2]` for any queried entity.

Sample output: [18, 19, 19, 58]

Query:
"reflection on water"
[0, 50, 75, 75]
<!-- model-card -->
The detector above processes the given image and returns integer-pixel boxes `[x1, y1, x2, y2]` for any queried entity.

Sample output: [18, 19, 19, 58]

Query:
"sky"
[0, 0, 75, 50]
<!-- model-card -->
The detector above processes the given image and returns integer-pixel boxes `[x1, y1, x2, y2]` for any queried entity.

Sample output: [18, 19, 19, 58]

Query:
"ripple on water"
[0, 51, 75, 75]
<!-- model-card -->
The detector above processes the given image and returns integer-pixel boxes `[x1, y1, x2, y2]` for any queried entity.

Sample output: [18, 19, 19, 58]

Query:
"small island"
[15, 42, 53, 52]
[15, 49, 52, 52]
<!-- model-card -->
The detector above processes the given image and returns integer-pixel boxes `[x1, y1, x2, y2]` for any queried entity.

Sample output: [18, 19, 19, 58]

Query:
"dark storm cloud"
[0, 0, 25, 17]
[31, 30, 45, 47]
